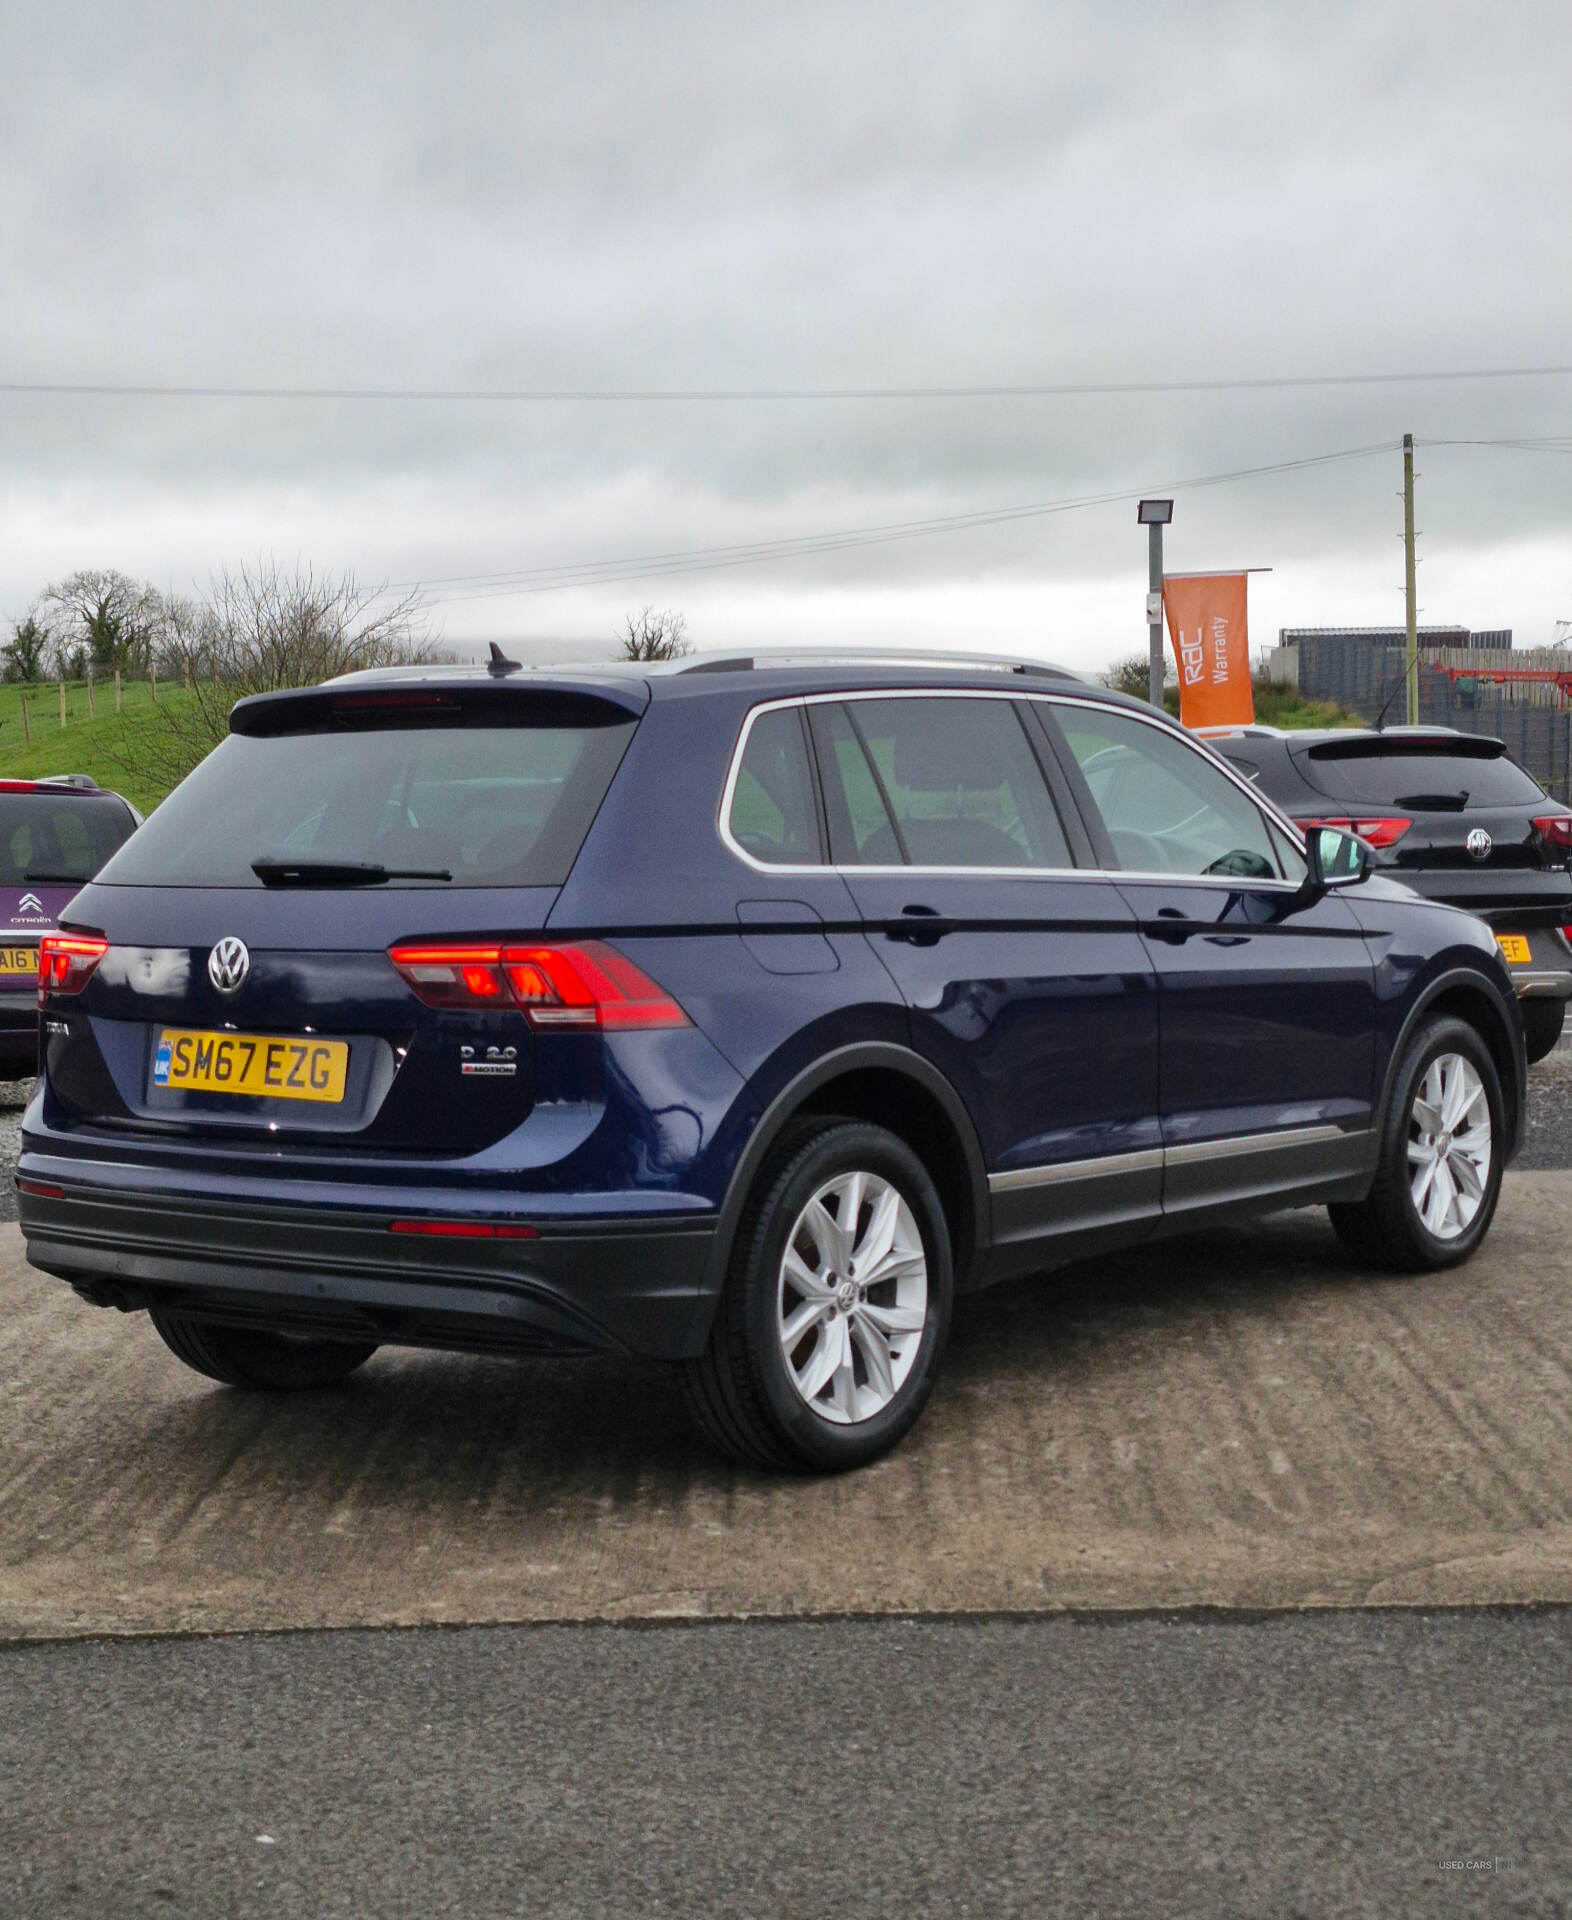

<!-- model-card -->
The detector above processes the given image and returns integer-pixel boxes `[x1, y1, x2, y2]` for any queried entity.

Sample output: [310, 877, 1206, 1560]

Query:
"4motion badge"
[461, 1043, 517, 1078]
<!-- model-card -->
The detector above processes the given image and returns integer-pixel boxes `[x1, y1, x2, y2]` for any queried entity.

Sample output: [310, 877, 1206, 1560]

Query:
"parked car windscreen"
[0, 793, 137, 885]
[1299, 741, 1545, 810]
[97, 709, 637, 888]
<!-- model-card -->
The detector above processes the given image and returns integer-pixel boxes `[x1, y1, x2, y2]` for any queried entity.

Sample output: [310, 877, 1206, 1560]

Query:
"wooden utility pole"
[58, 679, 66, 729]
[87, 675, 95, 719]
[114, 669, 123, 713]
[1403, 432, 1419, 725]
[19, 696, 29, 742]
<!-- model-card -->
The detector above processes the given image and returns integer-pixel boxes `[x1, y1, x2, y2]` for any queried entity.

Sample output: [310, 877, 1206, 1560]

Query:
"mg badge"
[208, 936, 251, 993]
[1466, 828, 1492, 861]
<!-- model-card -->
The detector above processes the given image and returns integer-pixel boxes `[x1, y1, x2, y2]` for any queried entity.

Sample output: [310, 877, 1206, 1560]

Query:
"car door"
[807, 691, 1162, 1271]
[1037, 699, 1377, 1219]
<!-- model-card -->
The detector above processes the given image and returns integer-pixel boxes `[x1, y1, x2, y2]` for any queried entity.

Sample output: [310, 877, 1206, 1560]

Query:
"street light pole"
[1138, 499, 1174, 707]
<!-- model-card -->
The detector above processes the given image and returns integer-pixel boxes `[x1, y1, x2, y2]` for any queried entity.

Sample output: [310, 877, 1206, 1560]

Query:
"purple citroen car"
[0, 777, 139, 1078]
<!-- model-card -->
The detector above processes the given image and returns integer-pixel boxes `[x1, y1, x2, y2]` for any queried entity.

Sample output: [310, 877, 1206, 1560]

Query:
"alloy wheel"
[1406, 1051, 1493, 1242]
[775, 1169, 928, 1425]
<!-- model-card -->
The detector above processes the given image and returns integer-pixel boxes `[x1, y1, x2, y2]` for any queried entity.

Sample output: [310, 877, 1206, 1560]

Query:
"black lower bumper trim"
[20, 1183, 721, 1361]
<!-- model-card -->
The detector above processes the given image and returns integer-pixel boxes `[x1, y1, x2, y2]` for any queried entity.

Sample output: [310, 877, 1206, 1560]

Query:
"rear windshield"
[97, 713, 636, 888]
[0, 793, 136, 886]
[1298, 742, 1545, 810]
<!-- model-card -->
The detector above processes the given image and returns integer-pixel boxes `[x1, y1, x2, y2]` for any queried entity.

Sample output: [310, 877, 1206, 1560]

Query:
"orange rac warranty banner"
[1164, 571, 1254, 730]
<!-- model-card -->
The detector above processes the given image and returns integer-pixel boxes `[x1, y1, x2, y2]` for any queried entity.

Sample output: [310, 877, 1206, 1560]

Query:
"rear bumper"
[18, 1177, 721, 1361]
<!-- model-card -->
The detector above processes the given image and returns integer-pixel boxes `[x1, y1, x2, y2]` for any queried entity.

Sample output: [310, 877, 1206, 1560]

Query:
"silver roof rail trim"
[678, 646, 1086, 681]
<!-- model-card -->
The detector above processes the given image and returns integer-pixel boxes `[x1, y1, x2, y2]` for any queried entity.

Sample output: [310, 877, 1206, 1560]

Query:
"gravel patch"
[0, 1079, 30, 1223]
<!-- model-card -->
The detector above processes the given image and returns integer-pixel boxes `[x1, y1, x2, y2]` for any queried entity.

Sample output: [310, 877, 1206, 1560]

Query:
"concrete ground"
[4, 1611, 1568, 1919]
[6, 1169, 1572, 1639]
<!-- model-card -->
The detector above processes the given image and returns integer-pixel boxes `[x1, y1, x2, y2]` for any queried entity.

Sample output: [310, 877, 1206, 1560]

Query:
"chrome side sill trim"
[988, 1124, 1361, 1192]
[988, 1147, 1165, 1192]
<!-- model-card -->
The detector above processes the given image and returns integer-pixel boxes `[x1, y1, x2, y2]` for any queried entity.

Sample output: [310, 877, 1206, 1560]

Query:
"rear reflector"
[389, 1218, 538, 1239]
[1302, 814, 1412, 850]
[387, 939, 690, 1029]
[38, 934, 108, 1005]
[16, 1178, 65, 1200]
[1534, 814, 1572, 851]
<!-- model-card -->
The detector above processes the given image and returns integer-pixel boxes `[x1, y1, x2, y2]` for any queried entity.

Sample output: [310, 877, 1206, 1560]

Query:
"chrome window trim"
[718, 686, 1311, 883]
[988, 1123, 1358, 1193]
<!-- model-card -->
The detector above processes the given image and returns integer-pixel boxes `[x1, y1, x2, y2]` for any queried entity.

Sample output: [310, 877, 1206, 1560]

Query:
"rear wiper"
[1394, 791, 1469, 811]
[250, 858, 452, 887]
[22, 870, 90, 883]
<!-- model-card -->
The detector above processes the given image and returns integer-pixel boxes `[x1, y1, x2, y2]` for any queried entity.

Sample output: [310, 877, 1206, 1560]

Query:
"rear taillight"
[38, 934, 108, 1005]
[1302, 814, 1412, 850]
[1534, 814, 1572, 852]
[387, 939, 690, 1030]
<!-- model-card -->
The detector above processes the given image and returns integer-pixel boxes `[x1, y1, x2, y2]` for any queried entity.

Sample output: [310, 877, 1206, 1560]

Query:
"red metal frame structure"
[1431, 663, 1572, 706]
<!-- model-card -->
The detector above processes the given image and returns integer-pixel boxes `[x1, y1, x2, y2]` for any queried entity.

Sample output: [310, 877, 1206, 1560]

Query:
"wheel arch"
[1380, 965, 1526, 1160]
[701, 1043, 991, 1305]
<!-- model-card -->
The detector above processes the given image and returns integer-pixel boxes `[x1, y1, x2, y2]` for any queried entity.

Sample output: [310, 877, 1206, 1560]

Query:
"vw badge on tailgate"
[208, 936, 251, 993]
[1466, 828, 1492, 861]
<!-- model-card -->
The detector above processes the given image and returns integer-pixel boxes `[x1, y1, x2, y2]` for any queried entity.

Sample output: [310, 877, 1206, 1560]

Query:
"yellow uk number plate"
[0, 946, 36, 975]
[153, 1029, 349, 1103]
[1495, 934, 1532, 965]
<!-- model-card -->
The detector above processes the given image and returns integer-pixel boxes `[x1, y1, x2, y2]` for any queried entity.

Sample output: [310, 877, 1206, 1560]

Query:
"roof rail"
[677, 647, 1081, 680]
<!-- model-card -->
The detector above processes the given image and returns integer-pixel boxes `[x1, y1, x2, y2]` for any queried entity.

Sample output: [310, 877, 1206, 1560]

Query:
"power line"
[407, 442, 1398, 607]
[3, 367, 1572, 405]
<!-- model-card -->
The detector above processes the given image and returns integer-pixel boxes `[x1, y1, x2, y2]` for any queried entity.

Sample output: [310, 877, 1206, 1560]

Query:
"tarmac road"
[4, 1611, 1569, 1919]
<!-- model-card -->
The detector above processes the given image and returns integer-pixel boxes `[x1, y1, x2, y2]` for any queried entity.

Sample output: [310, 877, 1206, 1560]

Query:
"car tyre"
[1329, 1015, 1504, 1272]
[1519, 997, 1565, 1066]
[148, 1306, 377, 1390]
[681, 1119, 953, 1473]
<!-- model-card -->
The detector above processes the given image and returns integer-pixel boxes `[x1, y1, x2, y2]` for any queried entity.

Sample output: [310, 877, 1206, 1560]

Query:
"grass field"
[0, 680, 197, 814]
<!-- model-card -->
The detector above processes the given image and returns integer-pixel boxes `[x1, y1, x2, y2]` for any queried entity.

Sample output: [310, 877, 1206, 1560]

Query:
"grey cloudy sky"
[3, 0, 1570, 670]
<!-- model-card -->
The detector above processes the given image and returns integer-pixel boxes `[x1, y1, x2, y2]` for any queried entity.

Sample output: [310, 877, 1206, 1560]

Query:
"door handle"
[1146, 907, 1193, 946]
[887, 904, 950, 946]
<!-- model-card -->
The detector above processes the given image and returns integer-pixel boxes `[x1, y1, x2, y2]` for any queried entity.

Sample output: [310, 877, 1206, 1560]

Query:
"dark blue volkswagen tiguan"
[18, 652, 1525, 1470]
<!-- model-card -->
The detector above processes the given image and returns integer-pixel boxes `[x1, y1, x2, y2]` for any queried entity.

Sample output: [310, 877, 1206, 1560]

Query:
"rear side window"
[727, 707, 821, 863]
[98, 709, 637, 888]
[816, 697, 1072, 869]
[1300, 743, 1545, 810]
[811, 704, 899, 862]
[0, 794, 136, 886]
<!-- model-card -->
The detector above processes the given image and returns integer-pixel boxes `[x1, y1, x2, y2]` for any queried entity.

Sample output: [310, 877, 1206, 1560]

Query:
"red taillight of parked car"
[37, 934, 108, 1005]
[1533, 814, 1572, 852]
[387, 939, 690, 1030]
[1302, 815, 1413, 850]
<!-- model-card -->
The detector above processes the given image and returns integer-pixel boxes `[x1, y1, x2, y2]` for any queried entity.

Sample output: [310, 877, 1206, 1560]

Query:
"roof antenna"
[487, 641, 522, 677]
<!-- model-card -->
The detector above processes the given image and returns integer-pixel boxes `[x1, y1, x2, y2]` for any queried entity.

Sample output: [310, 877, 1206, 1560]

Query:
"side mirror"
[1305, 825, 1371, 891]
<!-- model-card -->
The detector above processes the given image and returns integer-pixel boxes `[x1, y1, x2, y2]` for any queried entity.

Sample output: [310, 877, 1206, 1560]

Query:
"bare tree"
[121, 559, 438, 794]
[618, 607, 689, 661]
